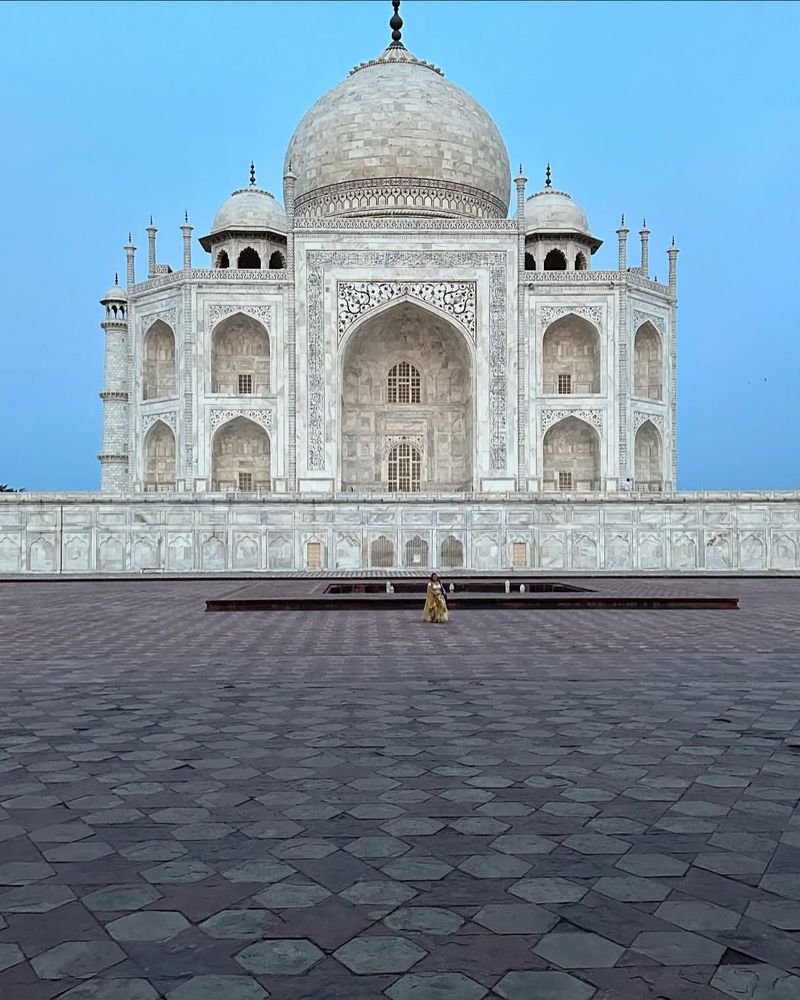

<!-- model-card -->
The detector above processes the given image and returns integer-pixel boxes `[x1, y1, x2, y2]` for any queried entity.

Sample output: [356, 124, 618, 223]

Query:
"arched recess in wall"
[339, 298, 474, 493]
[237, 247, 261, 269]
[524, 252, 536, 270]
[544, 248, 567, 270]
[211, 416, 271, 491]
[143, 320, 176, 400]
[144, 420, 176, 490]
[215, 250, 230, 269]
[211, 312, 270, 395]
[634, 420, 663, 490]
[575, 251, 588, 271]
[542, 313, 600, 395]
[542, 416, 601, 491]
[268, 250, 285, 270]
[633, 321, 663, 401]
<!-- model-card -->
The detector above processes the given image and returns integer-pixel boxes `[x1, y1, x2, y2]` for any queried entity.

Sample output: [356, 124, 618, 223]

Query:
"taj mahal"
[1, 2, 797, 574]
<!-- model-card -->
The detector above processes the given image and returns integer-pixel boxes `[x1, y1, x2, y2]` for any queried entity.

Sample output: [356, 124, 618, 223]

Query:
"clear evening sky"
[1, 0, 798, 491]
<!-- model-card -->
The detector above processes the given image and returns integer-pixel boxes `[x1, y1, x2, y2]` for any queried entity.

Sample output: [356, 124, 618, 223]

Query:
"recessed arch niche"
[542, 416, 600, 491]
[211, 417, 271, 491]
[211, 313, 270, 395]
[340, 300, 473, 492]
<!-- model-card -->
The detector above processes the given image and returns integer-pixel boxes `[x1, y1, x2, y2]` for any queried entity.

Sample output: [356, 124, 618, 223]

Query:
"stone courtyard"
[2, 579, 800, 999]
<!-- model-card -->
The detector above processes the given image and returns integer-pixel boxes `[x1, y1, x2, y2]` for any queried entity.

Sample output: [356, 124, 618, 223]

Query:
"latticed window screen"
[558, 470, 574, 491]
[238, 472, 253, 491]
[387, 442, 421, 492]
[306, 541, 322, 568]
[440, 535, 464, 568]
[557, 372, 572, 394]
[238, 373, 253, 394]
[405, 535, 429, 567]
[371, 535, 394, 568]
[512, 541, 528, 568]
[387, 362, 421, 404]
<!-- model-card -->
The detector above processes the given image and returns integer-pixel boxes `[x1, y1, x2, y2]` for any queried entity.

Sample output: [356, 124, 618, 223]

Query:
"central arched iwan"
[340, 300, 473, 492]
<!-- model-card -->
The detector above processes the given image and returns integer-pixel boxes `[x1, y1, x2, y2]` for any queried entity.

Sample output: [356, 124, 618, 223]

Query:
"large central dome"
[284, 43, 511, 220]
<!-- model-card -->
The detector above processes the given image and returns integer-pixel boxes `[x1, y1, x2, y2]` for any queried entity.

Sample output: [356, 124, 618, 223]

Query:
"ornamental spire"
[389, 0, 404, 48]
[545, 163, 552, 189]
[250, 161, 256, 186]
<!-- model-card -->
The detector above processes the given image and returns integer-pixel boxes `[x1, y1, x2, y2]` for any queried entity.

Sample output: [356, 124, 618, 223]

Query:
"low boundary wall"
[1, 492, 799, 574]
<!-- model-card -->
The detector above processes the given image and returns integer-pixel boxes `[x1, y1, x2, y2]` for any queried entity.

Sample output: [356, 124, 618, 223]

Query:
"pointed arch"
[237, 247, 261, 269]
[211, 416, 270, 491]
[542, 313, 600, 395]
[143, 320, 176, 400]
[268, 250, 285, 270]
[544, 248, 567, 270]
[575, 251, 588, 271]
[215, 249, 230, 269]
[211, 312, 270, 395]
[144, 420, 176, 491]
[634, 420, 663, 491]
[542, 416, 601, 491]
[633, 321, 663, 400]
[524, 252, 536, 271]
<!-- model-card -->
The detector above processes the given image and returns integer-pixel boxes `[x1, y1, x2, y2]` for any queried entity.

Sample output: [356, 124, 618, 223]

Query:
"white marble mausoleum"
[1, 3, 798, 574]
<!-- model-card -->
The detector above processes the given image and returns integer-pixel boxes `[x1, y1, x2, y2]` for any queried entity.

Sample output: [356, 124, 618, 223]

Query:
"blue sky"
[1, 0, 798, 491]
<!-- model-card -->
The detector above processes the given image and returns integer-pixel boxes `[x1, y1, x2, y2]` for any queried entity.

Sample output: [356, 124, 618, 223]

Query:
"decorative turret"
[98, 275, 130, 493]
[639, 218, 651, 277]
[668, 236, 679, 290]
[616, 214, 629, 272]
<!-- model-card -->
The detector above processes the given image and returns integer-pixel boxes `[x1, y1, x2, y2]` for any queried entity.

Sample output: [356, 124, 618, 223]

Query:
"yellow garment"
[422, 582, 449, 623]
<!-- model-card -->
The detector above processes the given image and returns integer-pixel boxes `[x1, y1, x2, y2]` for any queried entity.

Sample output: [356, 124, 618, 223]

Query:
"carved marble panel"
[337, 281, 476, 342]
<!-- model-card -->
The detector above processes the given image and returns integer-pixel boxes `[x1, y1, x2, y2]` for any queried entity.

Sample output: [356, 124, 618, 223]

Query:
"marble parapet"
[1, 493, 798, 574]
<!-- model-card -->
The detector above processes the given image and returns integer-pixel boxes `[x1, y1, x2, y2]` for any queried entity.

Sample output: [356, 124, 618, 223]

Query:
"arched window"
[405, 535, 429, 567]
[542, 314, 600, 395]
[575, 251, 588, 271]
[387, 442, 421, 492]
[144, 421, 176, 491]
[211, 313, 270, 395]
[370, 535, 394, 568]
[542, 416, 601, 492]
[633, 322, 663, 400]
[387, 361, 421, 404]
[143, 320, 176, 400]
[524, 252, 536, 271]
[440, 535, 464, 568]
[215, 250, 230, 269]
[237, 247, 261, 269]
[544, 249, 567, 270]
[268, 250, 285, 270]
[634, 421, 663, 491]
[211, 417, 271, 492]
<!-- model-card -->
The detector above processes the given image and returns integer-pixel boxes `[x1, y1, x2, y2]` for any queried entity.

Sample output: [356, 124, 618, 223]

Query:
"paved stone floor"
[2, 579, 800, 999]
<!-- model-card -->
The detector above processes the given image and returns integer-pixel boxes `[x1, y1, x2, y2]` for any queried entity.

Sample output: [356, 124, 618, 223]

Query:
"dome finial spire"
[250, 161, 256, 186]
[545, 163, 552, 189]
[389, 0, 404, 48]
[114, 272, 119, 285]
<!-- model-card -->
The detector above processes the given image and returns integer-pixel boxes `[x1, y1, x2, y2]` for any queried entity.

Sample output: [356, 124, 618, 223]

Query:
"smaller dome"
[210, 185, 287, 236]
[525, 188, 590, 236]
[100, 280, 127, 303]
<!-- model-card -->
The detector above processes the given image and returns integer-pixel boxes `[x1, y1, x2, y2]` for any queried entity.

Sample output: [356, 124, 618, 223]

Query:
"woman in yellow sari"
[422, 572, 449, 623]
